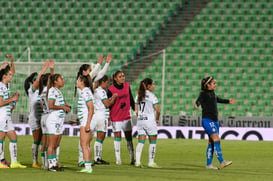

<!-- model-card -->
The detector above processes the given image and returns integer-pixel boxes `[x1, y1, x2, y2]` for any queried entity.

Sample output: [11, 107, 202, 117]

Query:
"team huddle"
[0, 54, 236, 173]
[0, 54, 161, 173]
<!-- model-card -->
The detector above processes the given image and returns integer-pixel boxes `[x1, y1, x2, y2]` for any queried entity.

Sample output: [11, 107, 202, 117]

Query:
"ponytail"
[137, 78, 153, 103]
[74, 64, 91, 98]
[24, 72, 38, 96]
[78, 75, 94, 93]
[38, 73, 50, 95]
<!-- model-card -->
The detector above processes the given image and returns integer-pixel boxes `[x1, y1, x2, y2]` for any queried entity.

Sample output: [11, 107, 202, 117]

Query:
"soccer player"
[47, 74, 70, 171]
[107, 70, 135, 165]
[39, 60, 54, 170]
[77, 75, 95, 173]
[76, 54, 112, 167]
[24, 60, 51, 168]
[135, 78, 161, 168]
[0, 55, 26, 168]
[92, 75, 117, 165]
[194, 76, 236, 169]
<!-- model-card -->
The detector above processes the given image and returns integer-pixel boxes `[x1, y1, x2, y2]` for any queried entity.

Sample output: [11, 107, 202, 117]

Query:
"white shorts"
[90, 111, 108, 132]
[112, 119, 133, 133]
[0, 118, 14, 132]
[46, 114, 64, 135]
[137, 116, 157, 136]
[28, 117, 41, 131]
[41, 113, 49, 134]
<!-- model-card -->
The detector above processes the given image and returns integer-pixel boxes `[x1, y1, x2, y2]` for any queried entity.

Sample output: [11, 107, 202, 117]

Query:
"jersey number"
[138, 102, 146, 113]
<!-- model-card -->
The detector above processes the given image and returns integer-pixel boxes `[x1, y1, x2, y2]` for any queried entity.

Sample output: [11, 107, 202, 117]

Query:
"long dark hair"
[24, 72, 38, 96]
[0, 65, 10, 81]
[201, 76, 214, 91]
[97, 75, 109, 86]
[78, 75, 94, 93]
[137, 78, 153, 103]
[39, 73, 50, 95]
[111, 69, 123, 85]
[47, 74, 61, 98]
[74, 64, 91, 98]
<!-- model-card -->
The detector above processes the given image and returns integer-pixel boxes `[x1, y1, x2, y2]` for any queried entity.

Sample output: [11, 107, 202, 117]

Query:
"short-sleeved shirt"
[94, 86, 109, 119]
[0, 82, 11, 121]
[77, 87, 94, 121]
[28, 85, 43, 121]
[48, 87, 65, 119]
[135, 90, 159, 120]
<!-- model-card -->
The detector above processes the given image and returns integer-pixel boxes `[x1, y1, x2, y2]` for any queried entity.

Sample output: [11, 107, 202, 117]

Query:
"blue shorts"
[202, 118, 219, 135]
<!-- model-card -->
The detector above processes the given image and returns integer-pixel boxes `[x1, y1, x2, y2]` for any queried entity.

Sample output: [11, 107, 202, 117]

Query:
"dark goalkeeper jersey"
[195, 90, 229, 121]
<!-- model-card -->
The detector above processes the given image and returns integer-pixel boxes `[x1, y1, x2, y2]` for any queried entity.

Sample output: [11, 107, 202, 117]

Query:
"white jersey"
[48, 87, 65, 119]
[135, 90, 159, 121]
[28, 85, 43, 121]
[94, 86, 109, 119]
[40, 86, 50, 114]
[0, 82, 11, 121]
[77, 87, 94, 121]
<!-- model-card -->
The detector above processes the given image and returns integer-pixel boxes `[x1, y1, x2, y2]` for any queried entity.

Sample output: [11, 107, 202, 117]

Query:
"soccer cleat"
[32, 163, 42, 169]
[130, 159, 135, 165]
[79, 168, 93, 173]
[221, 160, 232, 169]
[78, 161, 85, 167]
[135, 163, 144, 168]
[48, 166, 64, 172]
[1, 159, 10, 167]
[115, 160, 122, 165]
[148, 163, 161, 168]
[206, 164, 219, 170]
[94, 158, 110, 165]
[10, 162, 27, 168]
[0, 162, 8, 168]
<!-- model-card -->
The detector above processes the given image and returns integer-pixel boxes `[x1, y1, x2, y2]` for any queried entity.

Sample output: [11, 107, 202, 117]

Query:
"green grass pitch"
[0, 136, 272, 181]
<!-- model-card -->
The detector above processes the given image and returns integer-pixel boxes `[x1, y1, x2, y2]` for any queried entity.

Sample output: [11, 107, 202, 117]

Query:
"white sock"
[48, 155, 56, 168]
[114, 139, 121, 162]
[149, 144, 157, 164]
[32, 142, 39, 164]
[78, 141, 84, 163]
[85, 161, 92, 170]
[136, 142, 144, 164]
[44, 151, 48, 169]
[94, 141, 102, 161]
[0, 140, 4, 160]
[9, 141, 17, 163]
[127, 140, 134, 162]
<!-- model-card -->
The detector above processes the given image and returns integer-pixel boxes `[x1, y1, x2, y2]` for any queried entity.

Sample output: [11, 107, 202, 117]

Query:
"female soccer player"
[194, 76, 236, 170]
[47, 74, 70, 171]
[38, 60, 54, 170]
[92, 75, 117, 165]
[24, 60, 51, 168]
[135, 78, 161, 168]
[77, 75, 94, 173]
[0, 55, 26, 168]
[76, 54, 112, 167]
[107, 70, 135, 165]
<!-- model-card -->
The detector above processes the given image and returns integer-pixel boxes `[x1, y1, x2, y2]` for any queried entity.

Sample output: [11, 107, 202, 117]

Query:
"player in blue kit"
[194, 76, 236, 170]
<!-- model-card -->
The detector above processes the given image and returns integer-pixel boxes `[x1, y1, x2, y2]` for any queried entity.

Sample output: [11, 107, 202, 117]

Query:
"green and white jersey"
[94, 86, 110, 119]
[135, 90, 159, 120]
[40, 87, 50, 114]
[48, 87, 65, 119]
[0, 82, 11, 121]
[77, 87, 94, 121]
[28, 85, 43, 121]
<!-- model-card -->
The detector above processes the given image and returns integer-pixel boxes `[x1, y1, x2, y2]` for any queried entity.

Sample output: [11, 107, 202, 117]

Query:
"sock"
[78, 141, 84, 163]
[148, 141, 157, 164]
[56, 145, 60, 164]
[214, 141, 224, 164]
[0, 140, 4, 161]
[126, 137, 134, 162]
[9, 140, 17, 163]
[135, 140, 145, 164]
[94, 139, 103, 161]
[206, 143, 214, 166]
[84, 161, 92, 170]
[41, 152, 45, 168]
[32, 141, 40, 164]
[47, 154, 56, 168]
[44, 147, 48, 169]
[114, 137, 121, 162]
